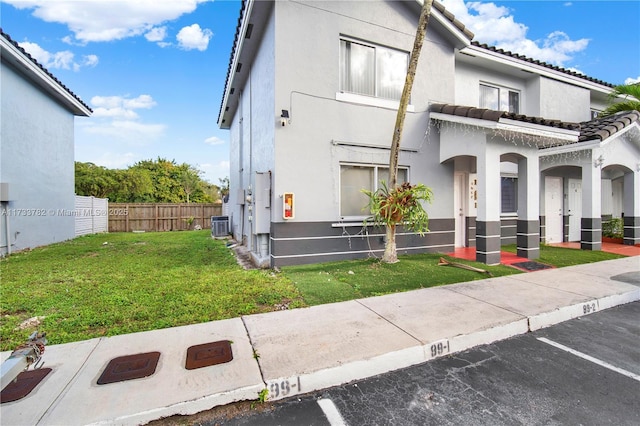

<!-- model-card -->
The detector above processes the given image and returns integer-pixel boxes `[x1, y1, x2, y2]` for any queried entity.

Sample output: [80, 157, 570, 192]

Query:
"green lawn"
[0, 231, 625, 351]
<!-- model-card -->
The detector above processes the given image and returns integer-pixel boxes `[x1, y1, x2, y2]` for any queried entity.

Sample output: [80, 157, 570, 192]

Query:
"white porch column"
[581, 152, 602, 250]
[623, 169, 640, 245]
[517, 155, 540, 259]
[476, 146, 501, 265]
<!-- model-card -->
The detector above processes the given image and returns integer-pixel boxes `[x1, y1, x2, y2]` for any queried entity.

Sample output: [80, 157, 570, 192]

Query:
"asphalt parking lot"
[183, 301, 639, 426]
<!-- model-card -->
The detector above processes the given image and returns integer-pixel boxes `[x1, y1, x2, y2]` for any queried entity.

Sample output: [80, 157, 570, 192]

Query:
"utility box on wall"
[254, 172, 271, 233]
[283, 192, 294, 219]
[0, 183, 9, 202]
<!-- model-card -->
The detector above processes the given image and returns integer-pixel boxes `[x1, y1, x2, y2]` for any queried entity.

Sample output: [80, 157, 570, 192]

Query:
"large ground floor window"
[340, 164, 408, 217]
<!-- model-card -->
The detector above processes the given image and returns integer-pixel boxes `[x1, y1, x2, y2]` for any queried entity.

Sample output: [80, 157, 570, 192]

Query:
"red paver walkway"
[448, 242, 639, 273]
[447, 247, 533, 267]
[550, 241, 640, 257]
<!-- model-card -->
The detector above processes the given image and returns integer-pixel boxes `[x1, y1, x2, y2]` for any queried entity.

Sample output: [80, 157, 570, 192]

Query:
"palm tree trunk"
[382, 0, 433, 263]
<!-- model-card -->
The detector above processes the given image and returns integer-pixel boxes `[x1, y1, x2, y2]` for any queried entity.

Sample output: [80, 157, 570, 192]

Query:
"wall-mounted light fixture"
[594, 155, 604, 168]
[280, 110, 289, 127]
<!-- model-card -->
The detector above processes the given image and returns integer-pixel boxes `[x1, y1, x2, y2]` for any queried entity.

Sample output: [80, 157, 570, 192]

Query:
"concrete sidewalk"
[2, 256, 639, 426]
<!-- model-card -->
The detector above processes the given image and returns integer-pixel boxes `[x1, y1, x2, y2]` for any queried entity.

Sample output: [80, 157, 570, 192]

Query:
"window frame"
[500, 175, 518, 215]
[339, 36, 409, 102]
[479, 82, 520, 114]
[339, 163, 409, 219]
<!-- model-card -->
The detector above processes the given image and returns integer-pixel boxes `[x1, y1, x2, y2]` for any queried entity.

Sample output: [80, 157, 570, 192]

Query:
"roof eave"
[431, 112, 580, 145]
[217, 0, 254, 129]
[461, 43, 613, 94]
[1, 36, 92, 117]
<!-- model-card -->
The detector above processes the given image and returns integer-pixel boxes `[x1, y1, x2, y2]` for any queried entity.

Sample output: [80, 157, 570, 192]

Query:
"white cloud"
[18, 40, 99, 71]
[83, 54, 99, 67]
[3, 0, 213, 43]
[204, 136, 225, 146]
[90, 94, 156, 119]
[84, 94, 165, 143]
[92, 152, 137, 169]
[624, 76, 640, 85]
[83, 119, 167, 143]
[440, 0, 589, 68]
[145, 26, 167, 43]
[176, 23, 212, 51]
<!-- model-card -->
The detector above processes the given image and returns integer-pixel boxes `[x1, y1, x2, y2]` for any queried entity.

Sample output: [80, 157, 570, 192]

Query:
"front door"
[545, 176, 563, 243]
[568, 178, 582, 241]
[454, 172, 466, 247]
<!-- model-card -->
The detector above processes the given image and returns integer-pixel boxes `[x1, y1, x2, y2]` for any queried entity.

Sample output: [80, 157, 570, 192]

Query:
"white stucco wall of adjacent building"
[1, 61, 76, 254]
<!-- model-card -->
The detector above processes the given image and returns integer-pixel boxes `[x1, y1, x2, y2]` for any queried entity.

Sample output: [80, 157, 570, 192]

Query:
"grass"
[0, 231, 304, 351]
[0, 231, 626, 351]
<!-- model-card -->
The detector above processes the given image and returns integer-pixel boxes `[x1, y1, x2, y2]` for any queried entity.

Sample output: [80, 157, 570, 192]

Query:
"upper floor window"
[340, 164, 408, 217]
[480, 83, 520, 114]
[340, 38, 408, 101]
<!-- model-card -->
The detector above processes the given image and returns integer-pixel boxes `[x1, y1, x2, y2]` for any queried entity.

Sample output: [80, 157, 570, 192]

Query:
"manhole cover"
[185, 340, 233, 370]
[1, 368, 52, 403]
[97, 352, 160, 385]
[511, 261, 553, 272]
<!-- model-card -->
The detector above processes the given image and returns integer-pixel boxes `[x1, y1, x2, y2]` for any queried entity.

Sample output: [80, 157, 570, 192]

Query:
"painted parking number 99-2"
[583, 302, 597, 315]
[269, 377, 301, 398]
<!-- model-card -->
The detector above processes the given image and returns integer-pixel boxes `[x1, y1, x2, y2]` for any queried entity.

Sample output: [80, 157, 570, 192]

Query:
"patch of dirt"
[14, 316, 46, 330]
[146, 399, 275, 426]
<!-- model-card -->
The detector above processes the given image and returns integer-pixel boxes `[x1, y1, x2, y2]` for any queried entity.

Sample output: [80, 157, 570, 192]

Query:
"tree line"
[75, 158, 228, 203]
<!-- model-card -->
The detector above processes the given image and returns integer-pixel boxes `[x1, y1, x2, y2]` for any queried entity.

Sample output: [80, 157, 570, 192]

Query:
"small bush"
[602, 218, 623, 238]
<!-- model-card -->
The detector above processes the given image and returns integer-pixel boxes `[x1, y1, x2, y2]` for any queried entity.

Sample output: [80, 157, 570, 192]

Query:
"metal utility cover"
[185, 340, 233, 370]
[97, 351, 160, 385]
[1, 368, 52, 403]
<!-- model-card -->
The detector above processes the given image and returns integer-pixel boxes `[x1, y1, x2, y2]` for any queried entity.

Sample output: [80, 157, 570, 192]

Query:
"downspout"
[3, 202, 10, 255]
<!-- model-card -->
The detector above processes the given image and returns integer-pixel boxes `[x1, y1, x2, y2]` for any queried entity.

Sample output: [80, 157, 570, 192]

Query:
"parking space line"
[537, 337, 640, 382]
[317, 398, 348, 426]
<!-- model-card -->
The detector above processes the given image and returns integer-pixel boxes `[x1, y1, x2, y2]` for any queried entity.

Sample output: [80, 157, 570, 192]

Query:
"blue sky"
[1, 0, 638, 185]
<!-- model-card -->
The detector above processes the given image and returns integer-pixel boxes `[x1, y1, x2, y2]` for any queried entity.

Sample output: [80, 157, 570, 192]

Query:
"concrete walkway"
[1, 256, 639, 426]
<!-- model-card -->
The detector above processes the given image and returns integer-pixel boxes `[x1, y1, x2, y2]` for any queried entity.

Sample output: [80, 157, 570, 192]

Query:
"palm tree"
[600, 83, 640, 117]
[381, 0, 434, 263]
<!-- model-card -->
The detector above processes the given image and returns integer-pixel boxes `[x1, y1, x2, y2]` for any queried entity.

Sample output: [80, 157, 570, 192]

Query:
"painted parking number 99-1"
[430, 339, 450, 358]
[269, 377, 301, 398]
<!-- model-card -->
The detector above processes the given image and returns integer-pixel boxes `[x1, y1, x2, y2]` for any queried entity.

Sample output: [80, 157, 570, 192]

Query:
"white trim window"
[340, 38, 408, 101]
[340, 164, 408, 217]
[480, 83, 520, 114]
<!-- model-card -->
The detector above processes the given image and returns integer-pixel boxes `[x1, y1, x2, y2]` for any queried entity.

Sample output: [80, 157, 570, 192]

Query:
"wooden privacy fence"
[108, 203, 223, 232]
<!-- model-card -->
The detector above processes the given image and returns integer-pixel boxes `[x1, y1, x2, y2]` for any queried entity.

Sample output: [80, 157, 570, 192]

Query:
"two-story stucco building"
[218, 0, 640, 267]
[1, 29, 92, 255]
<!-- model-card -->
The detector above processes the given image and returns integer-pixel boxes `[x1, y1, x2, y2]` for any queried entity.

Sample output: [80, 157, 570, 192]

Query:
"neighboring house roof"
[0, 28, 92, 116]
[431, 103, 640, 145]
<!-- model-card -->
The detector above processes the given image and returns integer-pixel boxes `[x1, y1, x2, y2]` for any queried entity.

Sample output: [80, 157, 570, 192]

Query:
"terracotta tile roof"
[0, 28, 92, 113]
[433, 1, 474, 40]
[430, 103, 640, 145]
[578, 110, 640, 142]
[471, 42, 615, 88]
